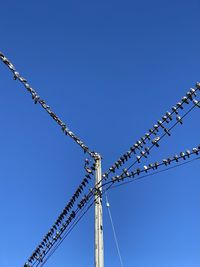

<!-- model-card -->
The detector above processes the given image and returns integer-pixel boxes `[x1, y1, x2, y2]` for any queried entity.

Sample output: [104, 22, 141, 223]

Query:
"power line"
[101, 146, 200, 189]
[20, 86, 200, 266]
[110, 156, 200, 190]
[101, 83, 200, 182]
[97, 96, 200, 191]
[0, 51, 96, 158]
[33, 145, 200, 266]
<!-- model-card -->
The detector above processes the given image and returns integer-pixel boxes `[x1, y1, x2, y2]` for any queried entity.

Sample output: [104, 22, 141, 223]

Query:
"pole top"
[94, 152, 102, 161]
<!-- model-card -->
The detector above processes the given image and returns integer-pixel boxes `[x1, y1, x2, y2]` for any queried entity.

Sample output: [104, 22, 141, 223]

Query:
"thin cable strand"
[105, 193, 124, 267]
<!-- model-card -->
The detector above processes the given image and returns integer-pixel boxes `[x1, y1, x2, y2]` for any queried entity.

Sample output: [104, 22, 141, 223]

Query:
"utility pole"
[94, 154, 104, 267]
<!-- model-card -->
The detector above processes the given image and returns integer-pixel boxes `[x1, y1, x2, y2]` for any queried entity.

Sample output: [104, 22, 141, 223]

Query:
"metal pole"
[94, 154, 104, 267]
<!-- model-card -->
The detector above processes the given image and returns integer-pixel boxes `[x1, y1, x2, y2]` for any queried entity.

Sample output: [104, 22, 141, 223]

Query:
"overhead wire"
[101, 146, 200, 189]
[38, 148, 200, 266]
[36, 191, 97, 267]
[24, 96, 200, 266]
[0, 51, 96, 158]
[110, 156, 200, 190]
[96, 96, 200, 190]
[100, 83, 200, 182]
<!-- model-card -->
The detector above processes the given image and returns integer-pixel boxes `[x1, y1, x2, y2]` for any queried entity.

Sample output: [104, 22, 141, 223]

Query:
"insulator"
[193, 99, 200, 107]
[145, 133, 151, 140]
[172, 106, 179, 114]
[180, 152, 186, 160]
[166, 111, 172, 120]
[176, 102, 183, 109]
[182, 96, 189, 104]
[176, 115, 183, 124]
[192, 148, 199, 155]
[141, 150, 147, 158]
[136, 155, 141, 163]
[196, 82, 200, 89]
[143, 165, 148, 172]
[152, 136, 160, 147]
[186, 150, 191, 157]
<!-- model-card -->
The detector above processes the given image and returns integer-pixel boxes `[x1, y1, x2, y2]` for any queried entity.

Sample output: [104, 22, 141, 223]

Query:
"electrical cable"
[101, 84, 200, 181]
[95, 100, 200, 190]
[0, 51, 96, 158]
[38, 196, 96, 267]
[27, 152, 200, 266]
[103, 156, 200, 190]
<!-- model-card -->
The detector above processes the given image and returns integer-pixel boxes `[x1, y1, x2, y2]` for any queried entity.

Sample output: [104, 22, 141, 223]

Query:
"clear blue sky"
[0, 1, 199, 266]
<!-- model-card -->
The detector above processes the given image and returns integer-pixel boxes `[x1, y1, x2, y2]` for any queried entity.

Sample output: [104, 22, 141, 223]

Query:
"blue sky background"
[0, 1, 200, 266]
